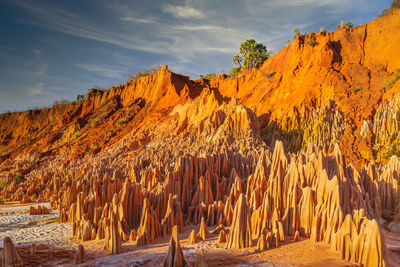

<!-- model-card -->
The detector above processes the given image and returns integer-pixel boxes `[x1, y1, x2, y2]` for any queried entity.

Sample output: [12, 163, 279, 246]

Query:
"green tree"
[337, 21, 354, 29]
[293, 28, 301, 39]
[380, 0, 400, 17]
[76, 94, 85, 103]
[232, 39, 272, 69]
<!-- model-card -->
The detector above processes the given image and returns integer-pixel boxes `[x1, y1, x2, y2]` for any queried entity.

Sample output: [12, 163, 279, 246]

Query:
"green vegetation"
[127, 64, 163, 81]
[262, 71, 277, 78]
[232, 39, 272, 69]
[14, 174, 25, 183]
[379, 0, 400, 17]
[350, 86, 360, 93]
[308, 33, 317, 47]
[337, 21, 354, 29]
[91, 118, 100, 127]
[116, 118, 128, 126]
[73, 131, 82, 140]
[200, 73, 218, 80]
[30, 193, 37, 201]
[0, 145, 10, 157]
[228, 67, 242, 78]
[53, 99, 70, 106]
[76, 94, 85, 103]
[29, 146, 39, 155]
[386, 144, 400, 159]
[385, 68, 400, 88]
[293, 28, 301, 39]
[0, 180, 9, 189]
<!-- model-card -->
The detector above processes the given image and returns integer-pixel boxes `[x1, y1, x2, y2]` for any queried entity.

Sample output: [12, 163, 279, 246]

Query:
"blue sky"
[0, 0, 392, 112]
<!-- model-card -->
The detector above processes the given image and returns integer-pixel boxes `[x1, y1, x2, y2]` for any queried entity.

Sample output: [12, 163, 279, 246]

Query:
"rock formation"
[1, 237, 23, 267]
[187, 230, 198, 245]
[0, 9, 400, 267]
[104, 213, 122, 254]
[198, 217, 209, 241]
[226, 194, 252, 249]
[195, 250, 207, 267]
[164, 225, 186, 267]
[218, 230, 227, 243]
[29, 205, 50, 215]
[20, 195, 31, 204]
[74, 244, 85, 264]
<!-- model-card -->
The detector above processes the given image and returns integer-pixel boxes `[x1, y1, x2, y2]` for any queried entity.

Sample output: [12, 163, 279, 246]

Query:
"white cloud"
[162, 5, 205, 19]
[75, 63, 126, 79]
[33, 48, 43, 56]
[120, 17, 158, 24]
[27, 83, 44, 96]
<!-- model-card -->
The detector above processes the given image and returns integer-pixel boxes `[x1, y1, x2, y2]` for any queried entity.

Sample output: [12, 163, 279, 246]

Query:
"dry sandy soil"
[74, 225, 356, 267]
[0, 202, 358, 266]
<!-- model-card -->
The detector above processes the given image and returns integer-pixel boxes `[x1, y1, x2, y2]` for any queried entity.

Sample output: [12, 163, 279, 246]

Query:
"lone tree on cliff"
[232, 39, 271, 69]
[380, 0, 400, 17]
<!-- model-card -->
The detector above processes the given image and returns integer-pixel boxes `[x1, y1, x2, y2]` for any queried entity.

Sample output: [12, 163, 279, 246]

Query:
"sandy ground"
[0, 202, 72, 249]
[0, 202, 387, 266]
[74, 224, 355, 267]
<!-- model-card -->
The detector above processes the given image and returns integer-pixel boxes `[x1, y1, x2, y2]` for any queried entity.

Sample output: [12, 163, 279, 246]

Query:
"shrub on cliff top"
[228, 67, 242, 78]
[337, 21, 354, 29]
[379, 0, 400, 17]
[308, 33, 317, 47]
[127, 64, 163, 81]
[200, 73, 218, 80]
[233, 39, 272, 69]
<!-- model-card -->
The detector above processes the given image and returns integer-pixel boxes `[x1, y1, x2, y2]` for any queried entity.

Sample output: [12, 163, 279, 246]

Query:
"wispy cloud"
[75, 63, 126, 79]
[27, 83, 44, 96]
[120, 17, 158, 24]
[32, 48, 43, 56]
[162, 5, 205, 19]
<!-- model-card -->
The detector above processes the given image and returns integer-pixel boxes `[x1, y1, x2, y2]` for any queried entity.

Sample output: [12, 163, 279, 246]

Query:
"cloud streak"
[162, 5, 205, 19]
[75, 63, 127, 79]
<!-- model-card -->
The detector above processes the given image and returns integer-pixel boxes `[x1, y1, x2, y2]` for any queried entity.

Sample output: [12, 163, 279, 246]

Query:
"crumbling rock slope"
[1, 10, 400, 267]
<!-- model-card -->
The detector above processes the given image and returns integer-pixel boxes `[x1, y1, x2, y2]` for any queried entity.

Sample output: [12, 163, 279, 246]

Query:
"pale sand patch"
[0, 202, 72, 248]
[74, 224, 352, 267]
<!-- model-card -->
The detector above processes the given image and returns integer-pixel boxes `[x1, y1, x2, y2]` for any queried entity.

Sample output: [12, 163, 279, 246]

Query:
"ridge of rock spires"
[29, 205, 50, 215]
[1, 237, 23, 267]
[226, 194, 252, 249]
[164, 225, 187, 267]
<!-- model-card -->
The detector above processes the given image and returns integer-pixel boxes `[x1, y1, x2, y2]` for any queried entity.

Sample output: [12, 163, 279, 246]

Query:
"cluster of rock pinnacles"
[12, 140, 396, 266]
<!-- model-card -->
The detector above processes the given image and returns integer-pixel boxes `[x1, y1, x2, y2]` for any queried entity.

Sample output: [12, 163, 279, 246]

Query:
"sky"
[0, 0, 392, 113]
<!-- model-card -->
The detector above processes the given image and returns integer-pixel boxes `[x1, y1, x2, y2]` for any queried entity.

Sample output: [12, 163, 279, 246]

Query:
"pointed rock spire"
[1, 237, 23, 267]
[226, 194, 252, 249]
[164, 225, 187, 267]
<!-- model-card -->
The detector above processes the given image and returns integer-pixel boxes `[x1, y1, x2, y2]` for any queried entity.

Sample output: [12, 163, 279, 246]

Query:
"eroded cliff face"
[1, 10, 400, 267]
